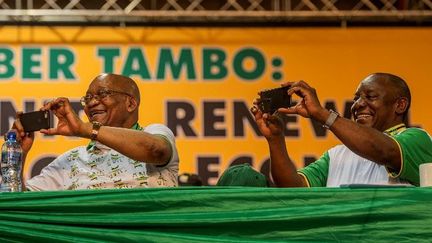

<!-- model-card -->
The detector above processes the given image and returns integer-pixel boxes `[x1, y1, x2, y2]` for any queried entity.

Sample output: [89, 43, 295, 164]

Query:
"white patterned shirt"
[26, 123, 179, 191]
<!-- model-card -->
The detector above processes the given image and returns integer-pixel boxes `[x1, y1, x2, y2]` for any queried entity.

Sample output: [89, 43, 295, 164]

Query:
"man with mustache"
[252, 73, 432, 187]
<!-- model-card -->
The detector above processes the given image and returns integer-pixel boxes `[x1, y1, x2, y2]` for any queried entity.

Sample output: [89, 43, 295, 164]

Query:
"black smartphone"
[20, 110, 51, 132]
[258, 86, 291, 114]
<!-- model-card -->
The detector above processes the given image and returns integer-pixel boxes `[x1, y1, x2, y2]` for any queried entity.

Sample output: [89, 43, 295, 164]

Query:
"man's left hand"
[277, 81, 324, 121]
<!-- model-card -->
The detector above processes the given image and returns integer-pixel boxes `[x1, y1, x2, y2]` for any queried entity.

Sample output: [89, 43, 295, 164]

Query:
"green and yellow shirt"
[299, 125, 432, 187]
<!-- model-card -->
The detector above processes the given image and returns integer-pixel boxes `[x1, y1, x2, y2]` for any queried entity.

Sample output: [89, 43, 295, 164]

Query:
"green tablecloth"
[1, 187, 431, 242]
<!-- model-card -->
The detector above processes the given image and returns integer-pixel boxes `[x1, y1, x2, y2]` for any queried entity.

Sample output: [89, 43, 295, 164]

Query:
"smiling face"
[351, 74, 404, 132]
[83, 74, 138, 128]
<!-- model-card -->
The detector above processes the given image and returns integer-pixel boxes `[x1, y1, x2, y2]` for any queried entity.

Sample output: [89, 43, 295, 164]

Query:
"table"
[1, 187, 431, 242]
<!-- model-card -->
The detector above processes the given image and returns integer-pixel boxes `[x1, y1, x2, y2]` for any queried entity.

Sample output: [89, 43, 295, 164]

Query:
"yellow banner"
[0, 27, 431, 185]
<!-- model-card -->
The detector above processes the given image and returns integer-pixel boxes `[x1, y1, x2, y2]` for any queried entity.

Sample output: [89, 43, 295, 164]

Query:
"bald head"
[94, 73, 141, 105]
[84, 73, 141, 127]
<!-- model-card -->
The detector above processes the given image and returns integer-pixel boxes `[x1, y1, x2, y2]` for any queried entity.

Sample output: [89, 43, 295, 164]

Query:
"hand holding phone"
[20, 111, 51, 132]
[258, 86, 291, 114]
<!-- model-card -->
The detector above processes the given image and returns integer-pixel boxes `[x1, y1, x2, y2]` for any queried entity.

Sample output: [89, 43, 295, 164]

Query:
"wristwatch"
[90, 121, 102, 140]
[322, 109, 339, 129]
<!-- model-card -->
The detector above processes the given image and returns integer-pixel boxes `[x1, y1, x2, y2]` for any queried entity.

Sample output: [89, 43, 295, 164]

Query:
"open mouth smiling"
[90, 110, 106, 120]
[355, 113, 373, 122]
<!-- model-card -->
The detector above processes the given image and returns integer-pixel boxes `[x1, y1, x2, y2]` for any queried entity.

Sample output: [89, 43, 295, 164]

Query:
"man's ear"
[395, 97, 409, 116]
[126, 97, 138, 112]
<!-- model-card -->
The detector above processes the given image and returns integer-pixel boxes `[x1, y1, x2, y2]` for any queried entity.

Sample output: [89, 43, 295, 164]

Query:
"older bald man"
[13, 73, 179, 191]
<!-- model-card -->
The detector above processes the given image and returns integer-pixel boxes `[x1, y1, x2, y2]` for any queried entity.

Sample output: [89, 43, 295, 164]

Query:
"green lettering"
[157, 48, 195, 80]
[233, 48, 265, 80]
[22, 48, 41, 79]
[49, 48, 76, 80]
[122, 48, 151, 79]
[203, 48, 227, 80]
[97, 48, 120, 73]
[0, 48, 15, 79]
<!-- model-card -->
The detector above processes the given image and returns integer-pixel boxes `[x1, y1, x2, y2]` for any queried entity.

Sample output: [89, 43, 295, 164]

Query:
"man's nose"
[352, 97, 366, 113]
[354, 96, 367, 107]
[87, 96, 101, 106]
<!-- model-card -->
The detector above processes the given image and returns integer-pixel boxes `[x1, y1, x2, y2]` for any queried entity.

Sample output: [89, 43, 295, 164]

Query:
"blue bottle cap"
[6, 131, 17, 141]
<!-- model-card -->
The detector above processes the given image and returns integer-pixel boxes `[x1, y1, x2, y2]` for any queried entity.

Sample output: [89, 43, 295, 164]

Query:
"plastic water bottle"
[0, 131, 23, 192]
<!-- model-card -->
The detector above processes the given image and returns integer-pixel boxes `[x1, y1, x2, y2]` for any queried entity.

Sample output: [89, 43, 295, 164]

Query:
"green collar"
[384, 123, 406, 136]
[86, 122, 142, 151]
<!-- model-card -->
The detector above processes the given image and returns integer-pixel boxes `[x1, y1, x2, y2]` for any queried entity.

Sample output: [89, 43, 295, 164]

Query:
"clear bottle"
[0, 131, 23, 192]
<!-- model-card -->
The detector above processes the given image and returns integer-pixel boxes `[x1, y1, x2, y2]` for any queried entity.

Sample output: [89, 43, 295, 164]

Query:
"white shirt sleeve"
[144, 123, 179, 167]
[25, 154, 70, 191]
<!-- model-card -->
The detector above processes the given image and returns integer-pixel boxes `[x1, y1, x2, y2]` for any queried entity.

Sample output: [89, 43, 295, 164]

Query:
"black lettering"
[166, 101, 197, 137]
[24, 101, 35, 113]
[280, 100, 299, 137]
[197, 156, 220, 186]
[282, 115, 299, 137]
[343, 100, 354, 118]
[203, 101, 225, 137]
[0, 101, 17, 135]
[233, 101, 261, 137]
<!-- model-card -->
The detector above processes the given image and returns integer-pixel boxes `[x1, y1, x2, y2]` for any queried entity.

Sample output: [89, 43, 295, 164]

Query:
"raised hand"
[251, 99, 285, 141]
[277, 81, 324, 120]
[39, 97, 86, 137]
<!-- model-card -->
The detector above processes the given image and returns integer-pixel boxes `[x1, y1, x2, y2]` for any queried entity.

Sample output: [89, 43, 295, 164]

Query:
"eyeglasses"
[80, 89, 132, 106]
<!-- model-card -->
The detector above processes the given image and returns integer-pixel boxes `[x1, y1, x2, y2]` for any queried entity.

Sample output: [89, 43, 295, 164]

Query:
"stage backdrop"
[0, 27, 430, 185]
